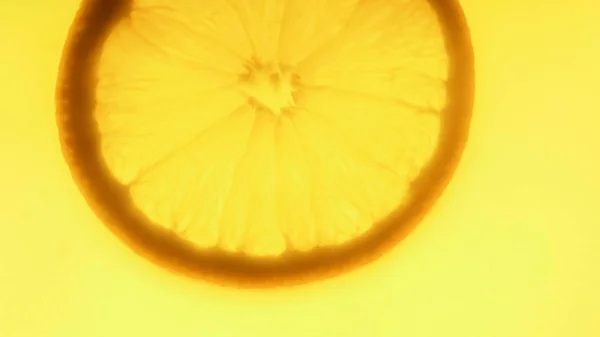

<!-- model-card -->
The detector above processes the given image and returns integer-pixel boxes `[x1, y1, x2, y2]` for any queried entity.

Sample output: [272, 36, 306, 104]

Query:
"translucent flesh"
[95, 0, 446, 256]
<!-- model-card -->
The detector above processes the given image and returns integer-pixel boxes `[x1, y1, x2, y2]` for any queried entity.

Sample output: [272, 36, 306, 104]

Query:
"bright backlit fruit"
[56, 0, 474, 287]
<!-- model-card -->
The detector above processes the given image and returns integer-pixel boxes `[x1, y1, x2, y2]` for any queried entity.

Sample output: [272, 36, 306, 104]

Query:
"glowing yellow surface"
[1, 0, 599, 336]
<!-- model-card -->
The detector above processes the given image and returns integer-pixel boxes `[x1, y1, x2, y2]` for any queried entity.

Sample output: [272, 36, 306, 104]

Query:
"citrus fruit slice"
[56, 0, 474, 287]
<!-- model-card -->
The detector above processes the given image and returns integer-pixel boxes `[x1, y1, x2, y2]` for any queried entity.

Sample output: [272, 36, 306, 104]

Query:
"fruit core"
[238, 59, 299, 116]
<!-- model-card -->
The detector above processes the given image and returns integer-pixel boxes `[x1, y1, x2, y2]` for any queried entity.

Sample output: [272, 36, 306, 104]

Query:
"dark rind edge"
[55, 0, 475, 289]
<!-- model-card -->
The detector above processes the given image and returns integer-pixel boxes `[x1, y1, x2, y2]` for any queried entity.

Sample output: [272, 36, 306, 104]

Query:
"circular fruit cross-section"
[56, 0, 474, 288]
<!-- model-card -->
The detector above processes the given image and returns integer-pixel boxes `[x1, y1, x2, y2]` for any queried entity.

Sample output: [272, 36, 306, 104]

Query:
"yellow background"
[1, 0, 599, 336]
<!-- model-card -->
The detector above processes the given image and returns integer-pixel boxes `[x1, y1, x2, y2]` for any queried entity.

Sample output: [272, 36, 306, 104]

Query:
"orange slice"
[56, 0, 474, 287]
